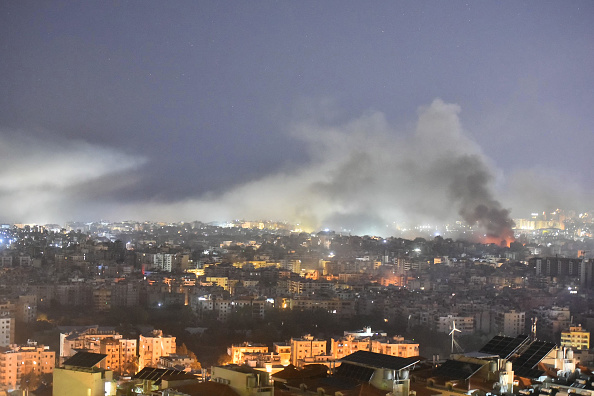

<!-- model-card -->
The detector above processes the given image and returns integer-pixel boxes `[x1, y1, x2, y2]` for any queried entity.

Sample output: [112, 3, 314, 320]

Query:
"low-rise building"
[53, 351, 116, 396]
[228, 342, 268, 365]
[290, 334, 327, 366]
[138, 330, 176, 370]
[211, 365, 273, 396]
[561, 325, 590, 350]
[59, 326, 121, 360]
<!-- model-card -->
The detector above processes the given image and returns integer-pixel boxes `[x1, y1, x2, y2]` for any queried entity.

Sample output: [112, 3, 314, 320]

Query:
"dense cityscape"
[0, 209, 593, 395]
[2, 1, 593, 396]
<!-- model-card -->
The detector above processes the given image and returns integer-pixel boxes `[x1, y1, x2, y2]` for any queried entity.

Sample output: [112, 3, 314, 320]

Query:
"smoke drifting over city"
[0, 131, 146, 224]
[116, 99, 516, 238]
[1, 98, 588, 239]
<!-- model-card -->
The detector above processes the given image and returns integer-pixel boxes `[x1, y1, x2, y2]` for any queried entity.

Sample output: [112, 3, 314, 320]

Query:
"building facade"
[561, 325, 590, 350]
[0, 342, 55, 391]
[138, 330, 176, 370]
[290, 335, 327, 366]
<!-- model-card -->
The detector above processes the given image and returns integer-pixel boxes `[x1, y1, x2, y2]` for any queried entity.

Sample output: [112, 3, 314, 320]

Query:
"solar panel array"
[432, 360, 484, 380]
[478, 335, 530, 359]
[62, 352, 107, 368]
[335, 363, 375, 382]
[512, 340, 556, 379]
[134, 367, 184, 382]
[340, 350, 419, 371]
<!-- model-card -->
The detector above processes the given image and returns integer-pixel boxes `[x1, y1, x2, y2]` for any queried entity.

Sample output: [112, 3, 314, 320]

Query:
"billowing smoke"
[444, 155, 515, 243]
[113, 99, 516, 239]
[0, 99, 519, 240]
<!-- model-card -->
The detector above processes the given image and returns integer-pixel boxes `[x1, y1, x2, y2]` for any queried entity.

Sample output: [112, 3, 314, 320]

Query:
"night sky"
[1, 2, 593, 232]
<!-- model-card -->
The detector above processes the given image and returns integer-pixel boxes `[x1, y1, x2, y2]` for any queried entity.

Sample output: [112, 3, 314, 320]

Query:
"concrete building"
[331, 328, 419, 360]
[16, 295, 37, 323]
[157, 354, 198, 372]
[370, 336, 419, 358]
[53, 352, 116, 396]
[211, 365, 273, 396]
[533, 257, 582, 278]
[436, 315, 475, 334]
[290, 334, 327, 366]
[228, 342, 268, 365]
[273, 342, 291, 366]
[331, 334, 371, 360]
[138, 330, 176, 370]
[92, 286, 111, 312]
[288, 297, 356, 318]
[0, 316, 14, 347]
[59, 326, 121, 360]
[99, 337, 137, 375]
[0, 341, 55, 391]
[561, 325, 590, 350]
[495, 310, 525, 337]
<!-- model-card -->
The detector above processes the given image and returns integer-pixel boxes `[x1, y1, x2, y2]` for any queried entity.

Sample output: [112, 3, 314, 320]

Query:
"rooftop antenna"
[449, 321, 462, 354]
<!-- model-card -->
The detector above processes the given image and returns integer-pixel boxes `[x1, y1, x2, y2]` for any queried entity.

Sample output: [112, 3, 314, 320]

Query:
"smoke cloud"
[0, 130, 146, 224]
[114, 99, 516, 239]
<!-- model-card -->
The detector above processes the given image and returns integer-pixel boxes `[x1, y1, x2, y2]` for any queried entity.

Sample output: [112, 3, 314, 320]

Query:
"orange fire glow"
[481, 233, 514, 247]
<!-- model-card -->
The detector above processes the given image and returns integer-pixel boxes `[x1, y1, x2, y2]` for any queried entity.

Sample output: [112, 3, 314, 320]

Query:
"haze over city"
[1, 2, 593, 235]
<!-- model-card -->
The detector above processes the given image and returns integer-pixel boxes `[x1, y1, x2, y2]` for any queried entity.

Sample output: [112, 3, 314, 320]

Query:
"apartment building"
[290, 335, 327, 366]
[288, 298, 356, 318]
[0, 341, 55, 391]
[331, 332, 419, 360]
[53, 352, 115, 396]
[228, 343, 268, 365]
[273, 342, 291, 366]
[561, 325, 590, 350]
[211, 365, 273, 396]
[436, 315, 475, 334]
[371, 336, 419, 358]
[59, 326, 121, 360]
[138, 330, 176, 370]
[495, 310, 526, 337]
[0, 316, 14, 347]
[99, 337, 137, 375]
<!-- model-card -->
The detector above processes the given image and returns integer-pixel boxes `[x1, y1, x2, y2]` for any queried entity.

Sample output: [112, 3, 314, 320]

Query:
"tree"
[217, 353, 232, 366]
[20, 371, 41, 391]
[178, 343, 202, 370]
[121, 356, 139, 376]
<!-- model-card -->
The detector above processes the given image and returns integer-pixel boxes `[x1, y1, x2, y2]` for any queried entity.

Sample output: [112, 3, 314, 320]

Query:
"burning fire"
[481, 231, 515, 247]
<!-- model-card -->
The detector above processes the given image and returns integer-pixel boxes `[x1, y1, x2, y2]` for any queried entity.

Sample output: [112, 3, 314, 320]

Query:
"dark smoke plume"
[444, 155, 515, 242]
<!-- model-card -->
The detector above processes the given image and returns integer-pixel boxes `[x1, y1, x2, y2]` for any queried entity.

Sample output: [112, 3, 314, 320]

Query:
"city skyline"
[1, 2, 593, 233]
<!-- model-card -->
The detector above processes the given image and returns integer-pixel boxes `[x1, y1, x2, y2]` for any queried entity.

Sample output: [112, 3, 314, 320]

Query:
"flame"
[481, 232, 514, 247]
